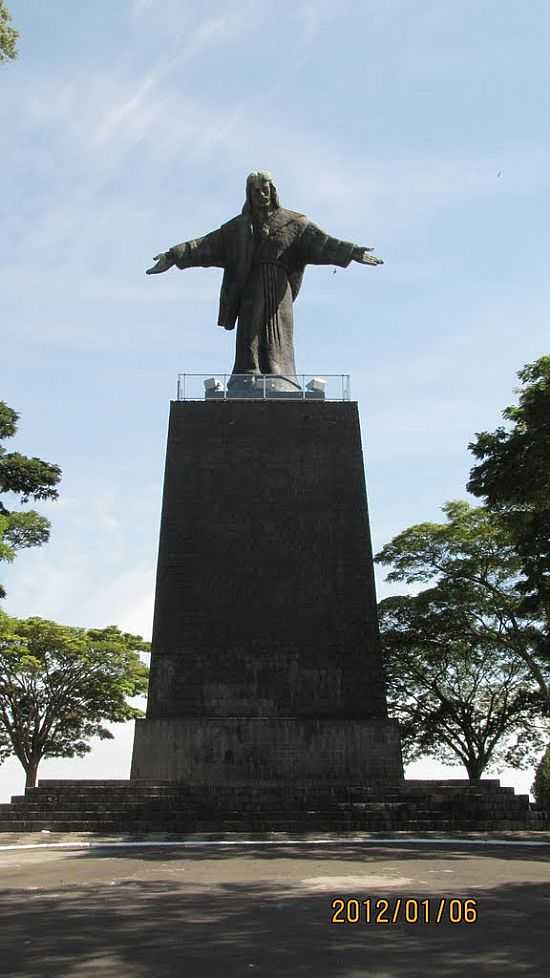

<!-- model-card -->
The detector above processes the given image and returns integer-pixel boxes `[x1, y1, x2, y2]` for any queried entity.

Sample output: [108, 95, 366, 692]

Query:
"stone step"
[34, 780, 174, 787]
[30, 779, 513, 795]
[0, 815, 533, 834]
[402, 779, 505, 791]
[0, 803, 531, 822]
[2, 797, 529, 819]
[33, 786, 524, 797]
[15, 787, 529, 806]
[3, 793, 416, 804]
[0, 808, 422, 825]
[28, 784, 327, 793]
[0, 816, 455, 831]
[0, 799, 528, 820]
[22, 798, 530, 813]
[24, 779, 524, 794]
[9, 793, 197, 805]
[32, 777, 513, 792]
[25, 785, 189, 793]
[0, 810, 443, 825]
[6, 795, 422, 811]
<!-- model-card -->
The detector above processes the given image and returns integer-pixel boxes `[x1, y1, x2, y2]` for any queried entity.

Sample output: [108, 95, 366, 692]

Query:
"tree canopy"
[376, 501, 550, 779]
[379, 589, 545, 779]
[376, 500, 550, 710]
[0, 402, 61, 598]
[0, 1, 18, 63]
[0, 613, 150, 788]
[468, 356, 550, 618]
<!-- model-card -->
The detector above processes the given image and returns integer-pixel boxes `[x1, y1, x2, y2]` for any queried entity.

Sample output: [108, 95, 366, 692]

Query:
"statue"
[146, 171, 383, 391]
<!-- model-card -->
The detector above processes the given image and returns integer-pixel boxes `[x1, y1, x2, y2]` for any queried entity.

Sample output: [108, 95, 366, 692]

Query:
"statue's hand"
[352, 246, 384, 266]
[146, 252, 175, 275]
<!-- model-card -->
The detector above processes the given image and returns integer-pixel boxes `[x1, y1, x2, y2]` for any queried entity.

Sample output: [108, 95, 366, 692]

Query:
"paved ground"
[1, 834, 549, 977]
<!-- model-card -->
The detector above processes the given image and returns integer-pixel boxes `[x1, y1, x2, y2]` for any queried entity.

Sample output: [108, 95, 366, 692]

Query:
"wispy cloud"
[3, 487, 158, 635]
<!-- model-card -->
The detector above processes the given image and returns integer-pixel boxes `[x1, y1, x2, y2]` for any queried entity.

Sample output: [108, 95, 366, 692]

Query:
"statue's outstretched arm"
[146, 228, 225, 275]
[298, 223, 383, 268]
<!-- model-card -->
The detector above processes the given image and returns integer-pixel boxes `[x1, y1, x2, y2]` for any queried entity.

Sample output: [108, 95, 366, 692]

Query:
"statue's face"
[251, 178, 272, 210]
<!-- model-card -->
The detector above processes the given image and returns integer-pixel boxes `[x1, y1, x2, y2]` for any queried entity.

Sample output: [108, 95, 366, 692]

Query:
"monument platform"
[0, 390, 534, 832]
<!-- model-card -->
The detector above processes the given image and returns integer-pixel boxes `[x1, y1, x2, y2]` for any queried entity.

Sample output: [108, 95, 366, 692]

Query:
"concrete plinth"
[131, 716, 403, 784]
[131, 398, 403, 784]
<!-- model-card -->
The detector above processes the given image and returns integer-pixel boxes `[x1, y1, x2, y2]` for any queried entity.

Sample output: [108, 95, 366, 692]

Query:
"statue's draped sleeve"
[297, 222, 356, 268]
[169, 229, 226, 269]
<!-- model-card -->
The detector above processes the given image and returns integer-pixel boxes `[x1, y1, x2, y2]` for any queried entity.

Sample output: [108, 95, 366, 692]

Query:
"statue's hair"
[242, 170, 280, 214]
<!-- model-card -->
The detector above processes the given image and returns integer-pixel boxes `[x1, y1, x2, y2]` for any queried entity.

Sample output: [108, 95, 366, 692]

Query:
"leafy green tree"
[376, 501, 550, 712]
[0, 402, 61, 598]
[468, 356, 550, 618]
[532, 745, 550, 811]
[379, 589, 546, 780]
[0, 1, 18, 63]
[0, 613, 149, 788]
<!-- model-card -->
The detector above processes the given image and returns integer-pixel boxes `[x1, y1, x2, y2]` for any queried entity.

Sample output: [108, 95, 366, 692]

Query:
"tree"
[376, 500, 550, 713]
[379, 589, 546, 780]
[532, 745, 550, 811]
[0, 613, 149, 788]
[0, 402, 61, 598]
[0, 1, 18, 63]
[468, 356, 550, 618]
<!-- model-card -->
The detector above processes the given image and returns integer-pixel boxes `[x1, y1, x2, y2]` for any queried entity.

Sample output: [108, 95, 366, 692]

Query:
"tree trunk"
[465, 757, 486, 782]
[25, 758, 39, 790]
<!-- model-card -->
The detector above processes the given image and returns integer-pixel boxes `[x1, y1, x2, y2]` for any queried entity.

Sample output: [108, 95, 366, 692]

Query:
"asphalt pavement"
[1, 833, 549, 978]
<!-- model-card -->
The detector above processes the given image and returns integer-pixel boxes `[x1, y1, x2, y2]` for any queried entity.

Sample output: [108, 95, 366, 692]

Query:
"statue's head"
[243, 170, 280, 214]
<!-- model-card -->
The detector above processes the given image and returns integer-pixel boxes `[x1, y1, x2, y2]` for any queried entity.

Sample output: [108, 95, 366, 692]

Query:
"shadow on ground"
[67, 839, 550, 864]
[1, 869, 549, 977]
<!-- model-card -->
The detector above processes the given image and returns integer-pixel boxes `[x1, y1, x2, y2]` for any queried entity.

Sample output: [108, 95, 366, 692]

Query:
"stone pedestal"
[131, 399, 403, 784]
[131, 717, 402, 784]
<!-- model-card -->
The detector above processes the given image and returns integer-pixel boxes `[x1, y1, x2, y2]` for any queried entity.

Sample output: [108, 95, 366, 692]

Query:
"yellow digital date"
[330, 897, 478, 925]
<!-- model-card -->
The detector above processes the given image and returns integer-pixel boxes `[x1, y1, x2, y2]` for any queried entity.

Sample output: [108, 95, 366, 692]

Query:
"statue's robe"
[169, 207, 356, 382]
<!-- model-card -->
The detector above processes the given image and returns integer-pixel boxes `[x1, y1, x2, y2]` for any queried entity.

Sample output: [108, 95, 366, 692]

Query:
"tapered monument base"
[131, 397, 404, 788]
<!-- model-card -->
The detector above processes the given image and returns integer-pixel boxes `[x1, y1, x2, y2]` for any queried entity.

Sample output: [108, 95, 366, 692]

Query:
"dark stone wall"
[131, 717, 403, 783]
[145, 399, 388, 721]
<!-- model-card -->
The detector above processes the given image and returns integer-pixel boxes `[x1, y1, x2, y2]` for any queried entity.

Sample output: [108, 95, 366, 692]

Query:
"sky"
[1, 0, 549, 802]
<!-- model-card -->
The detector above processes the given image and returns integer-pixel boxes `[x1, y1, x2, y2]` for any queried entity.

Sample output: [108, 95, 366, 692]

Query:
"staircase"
[0, 778, 534, 834]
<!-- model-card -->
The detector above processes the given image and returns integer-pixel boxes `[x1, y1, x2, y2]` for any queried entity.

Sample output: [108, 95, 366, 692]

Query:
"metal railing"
[176, 374, 351, 401]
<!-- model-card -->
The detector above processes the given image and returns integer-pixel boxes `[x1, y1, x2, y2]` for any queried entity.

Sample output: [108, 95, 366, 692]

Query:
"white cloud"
[3, 485, 158, 636]
[4, 553, 155, 638]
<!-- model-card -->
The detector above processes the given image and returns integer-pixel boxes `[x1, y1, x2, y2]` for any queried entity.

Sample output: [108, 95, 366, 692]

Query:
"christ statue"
[146, 170, 383, 391]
